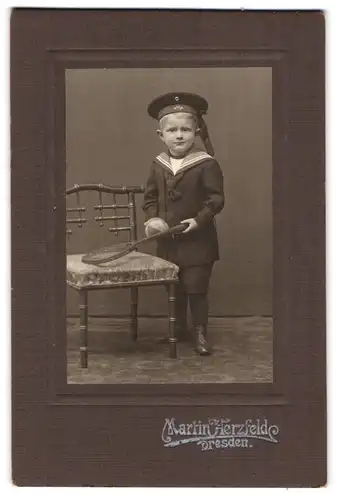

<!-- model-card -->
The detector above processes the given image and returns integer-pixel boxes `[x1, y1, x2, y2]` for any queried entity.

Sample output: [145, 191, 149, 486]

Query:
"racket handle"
[153, 222, 189, 240]
[168, 222, 189, 234]
[136, 222, 189, 246]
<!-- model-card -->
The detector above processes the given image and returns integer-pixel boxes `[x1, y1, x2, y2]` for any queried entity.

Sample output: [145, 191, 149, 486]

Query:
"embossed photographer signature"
[161, 418, 280, 451]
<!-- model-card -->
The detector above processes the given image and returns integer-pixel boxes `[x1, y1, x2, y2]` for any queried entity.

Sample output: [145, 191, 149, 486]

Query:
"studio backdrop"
[66, 67, 272, 318]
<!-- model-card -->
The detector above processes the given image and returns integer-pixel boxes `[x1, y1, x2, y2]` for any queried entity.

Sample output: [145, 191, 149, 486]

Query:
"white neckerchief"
[169, 157, 184, 174]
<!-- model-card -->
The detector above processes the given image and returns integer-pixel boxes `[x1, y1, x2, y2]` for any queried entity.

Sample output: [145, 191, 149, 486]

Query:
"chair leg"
[168, 283, 177, 358]
[130, 287, 138, 341]
[79, 289, 88, 368]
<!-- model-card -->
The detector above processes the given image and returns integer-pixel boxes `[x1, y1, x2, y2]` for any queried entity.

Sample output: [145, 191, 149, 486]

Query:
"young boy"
[142, 92, 224, 355]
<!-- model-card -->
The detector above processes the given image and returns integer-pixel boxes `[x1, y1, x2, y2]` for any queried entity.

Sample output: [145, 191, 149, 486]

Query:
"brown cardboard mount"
[11, 9, 326, 487]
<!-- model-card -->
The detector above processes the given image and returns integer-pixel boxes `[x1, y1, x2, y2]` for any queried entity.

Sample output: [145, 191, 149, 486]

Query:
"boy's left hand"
[180, 218, 198, 233]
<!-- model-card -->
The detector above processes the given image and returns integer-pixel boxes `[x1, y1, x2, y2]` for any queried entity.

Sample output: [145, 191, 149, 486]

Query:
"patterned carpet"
[67, 316, 273, 384]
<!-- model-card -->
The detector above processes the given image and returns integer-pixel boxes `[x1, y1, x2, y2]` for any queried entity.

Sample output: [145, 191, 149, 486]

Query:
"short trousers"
[178, 264, 213, 294]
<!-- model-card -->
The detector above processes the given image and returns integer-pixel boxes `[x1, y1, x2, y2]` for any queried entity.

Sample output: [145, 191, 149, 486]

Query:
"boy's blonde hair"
[158, 112, 198, 130]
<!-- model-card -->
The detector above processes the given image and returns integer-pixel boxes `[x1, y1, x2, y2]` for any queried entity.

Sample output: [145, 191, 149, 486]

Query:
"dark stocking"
[188, 293, 208, 327]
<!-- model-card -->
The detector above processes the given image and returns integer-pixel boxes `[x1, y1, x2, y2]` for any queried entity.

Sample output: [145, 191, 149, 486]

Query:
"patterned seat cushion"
[67, 251, 179, 289]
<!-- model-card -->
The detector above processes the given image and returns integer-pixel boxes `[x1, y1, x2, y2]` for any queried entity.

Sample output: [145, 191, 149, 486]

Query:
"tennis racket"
[81, 222, 189, 266]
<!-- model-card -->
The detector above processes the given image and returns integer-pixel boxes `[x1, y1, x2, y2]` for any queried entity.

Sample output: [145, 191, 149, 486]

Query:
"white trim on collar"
[155, 150, 213, 175]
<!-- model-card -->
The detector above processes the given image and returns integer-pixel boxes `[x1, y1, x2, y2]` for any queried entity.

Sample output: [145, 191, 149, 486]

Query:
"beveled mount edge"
[50, 47, 288, 404]
[46, 47, 288, 53]
[47, 47, 287, 64]
[47, 395, 289, 407]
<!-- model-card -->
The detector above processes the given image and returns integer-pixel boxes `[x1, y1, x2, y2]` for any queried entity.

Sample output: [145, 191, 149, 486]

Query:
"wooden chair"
[66, 184, 179, 368]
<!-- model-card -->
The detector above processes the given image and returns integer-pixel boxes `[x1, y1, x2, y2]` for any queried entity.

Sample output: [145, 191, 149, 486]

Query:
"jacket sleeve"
[194, 160, 225, 227]
[142, 163, 159, 221]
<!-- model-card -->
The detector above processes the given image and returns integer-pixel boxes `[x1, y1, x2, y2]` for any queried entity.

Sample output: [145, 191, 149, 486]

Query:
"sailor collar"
[154, 149, 213, 176]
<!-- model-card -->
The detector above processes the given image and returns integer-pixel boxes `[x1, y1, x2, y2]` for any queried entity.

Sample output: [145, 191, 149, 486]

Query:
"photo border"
[51, 49, 284, 400]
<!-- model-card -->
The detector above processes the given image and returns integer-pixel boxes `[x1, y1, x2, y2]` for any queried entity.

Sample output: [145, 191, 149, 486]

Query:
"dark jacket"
[142, 149, 225, 267]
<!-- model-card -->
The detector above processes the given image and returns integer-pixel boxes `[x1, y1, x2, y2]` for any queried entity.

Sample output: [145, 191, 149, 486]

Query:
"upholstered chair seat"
[67, 251, 179, 289]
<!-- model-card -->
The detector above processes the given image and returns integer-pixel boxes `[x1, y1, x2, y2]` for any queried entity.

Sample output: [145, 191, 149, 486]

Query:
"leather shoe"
[195, 325, 211, 356]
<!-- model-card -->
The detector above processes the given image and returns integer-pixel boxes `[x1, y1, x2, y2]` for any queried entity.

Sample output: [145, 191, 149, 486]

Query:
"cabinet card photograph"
[11, 9, 325, 487]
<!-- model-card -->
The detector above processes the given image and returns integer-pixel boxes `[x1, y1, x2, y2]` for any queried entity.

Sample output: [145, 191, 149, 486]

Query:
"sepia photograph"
[11, 8, 326, 487]
[65, 67, 273, 384]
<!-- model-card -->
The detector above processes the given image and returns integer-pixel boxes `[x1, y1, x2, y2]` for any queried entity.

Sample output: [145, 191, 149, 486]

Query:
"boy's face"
[157, 113, 199, 158]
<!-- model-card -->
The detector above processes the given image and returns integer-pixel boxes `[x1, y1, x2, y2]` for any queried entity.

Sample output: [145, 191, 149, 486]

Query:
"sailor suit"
[142, 148, 224, 293]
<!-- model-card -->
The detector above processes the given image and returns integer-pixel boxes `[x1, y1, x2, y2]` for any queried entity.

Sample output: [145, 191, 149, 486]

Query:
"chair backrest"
[66, 184, 145, 244]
